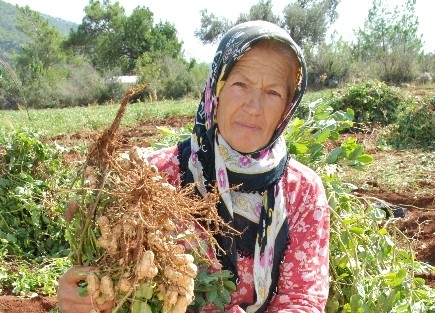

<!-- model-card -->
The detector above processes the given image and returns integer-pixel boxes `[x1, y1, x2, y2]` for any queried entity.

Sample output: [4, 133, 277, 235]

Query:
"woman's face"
[216, 45, 295, 153]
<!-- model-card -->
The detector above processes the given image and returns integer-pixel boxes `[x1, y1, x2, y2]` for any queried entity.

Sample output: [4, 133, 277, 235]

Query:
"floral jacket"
[147, 145, 330, 313]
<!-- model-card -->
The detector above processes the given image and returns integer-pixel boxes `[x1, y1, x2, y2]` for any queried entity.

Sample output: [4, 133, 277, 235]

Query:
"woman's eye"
[267, 90, 283, 98]
[233, 81, 247, 88]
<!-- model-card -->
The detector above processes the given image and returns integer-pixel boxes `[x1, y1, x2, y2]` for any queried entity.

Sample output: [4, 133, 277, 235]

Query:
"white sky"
[3, 0, 434, 62]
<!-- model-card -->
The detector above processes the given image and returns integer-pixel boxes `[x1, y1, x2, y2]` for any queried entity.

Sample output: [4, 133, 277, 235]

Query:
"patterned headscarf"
[178, 20, 307, 313]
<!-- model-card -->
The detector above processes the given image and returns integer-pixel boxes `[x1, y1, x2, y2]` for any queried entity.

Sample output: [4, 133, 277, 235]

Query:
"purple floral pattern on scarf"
[258, 148, 272, 160]
[267, 247, 274, 266]
[190, 150, 197, 163]
[239, 155, 252, 167]
[218, 168, 227, 188]
[255, 202, 263, 215]
[260, 253, 266, 267]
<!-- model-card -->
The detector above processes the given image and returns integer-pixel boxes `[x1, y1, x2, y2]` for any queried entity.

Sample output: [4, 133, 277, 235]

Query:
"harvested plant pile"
[65, 84, 232, 313]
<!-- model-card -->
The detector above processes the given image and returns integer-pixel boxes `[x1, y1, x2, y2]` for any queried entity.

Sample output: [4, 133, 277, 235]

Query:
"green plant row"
[0, 130, 70, 259]
[0, 88, 434, 312]
[149, 98, 435, 312]
[0, 130, 73, 295]
[283, 99, 435, 312]
[327, 80, 435, 150]
[0, 99, 197, 137]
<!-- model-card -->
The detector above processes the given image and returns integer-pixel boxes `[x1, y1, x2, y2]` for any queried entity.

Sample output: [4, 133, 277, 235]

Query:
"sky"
[3, 0, 434, 62]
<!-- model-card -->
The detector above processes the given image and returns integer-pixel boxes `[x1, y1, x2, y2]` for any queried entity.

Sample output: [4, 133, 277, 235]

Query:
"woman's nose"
[243, 87, 263, 114]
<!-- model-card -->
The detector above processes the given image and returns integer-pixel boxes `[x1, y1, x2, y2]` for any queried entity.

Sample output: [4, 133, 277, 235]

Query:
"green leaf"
[348, 226, 365, 234]
[219, 287, 231, 304]
[215, 270, 234, 278]
[348, 145, 364, 160]
[6, 233, 16, 243]
[192, 295, 206, 308]
[329, 131, 340, 140]
[390, 276, 405, 287]
[342, 218, 358, 225]
[313, 128, 331, 143]
[338, 255, 349, 268]
[336, 272, 350, 281]
[199, 276, 219, 284]
[196, 285, 215, 292]
[142, 303, 152, 313]
[393, 302, 410, 312]
[357, 154, 374, 164]
[346, 108, 355, 118]
[378, 228, 388, 235]
[326, 147, 344, 164]
[413, 277, 426, 287]
[214, 296, 225, 312]
[77, 280, 88, 297]
[223, 280, 237, 292]
[291, 143, 309, 154]
[206, 289, 218, 303]
[308, 99, 323, 110]
[132, 299, 143, 313]
[137, 283, 154, 300]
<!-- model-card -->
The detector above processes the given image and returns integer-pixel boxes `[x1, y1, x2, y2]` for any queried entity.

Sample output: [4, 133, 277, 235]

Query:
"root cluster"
[65, 85, 231, 313]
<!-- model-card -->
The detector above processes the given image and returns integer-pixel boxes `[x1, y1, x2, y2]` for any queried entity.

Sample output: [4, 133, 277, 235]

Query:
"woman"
[58, 20, 330, 313]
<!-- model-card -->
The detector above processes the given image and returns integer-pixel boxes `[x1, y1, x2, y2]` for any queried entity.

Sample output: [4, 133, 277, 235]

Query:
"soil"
[0, 294, 57, 313]
[1, 115, 434, 313]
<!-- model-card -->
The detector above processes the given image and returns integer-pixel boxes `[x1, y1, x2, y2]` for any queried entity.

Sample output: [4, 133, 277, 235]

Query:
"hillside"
[0, 0, 78, 60]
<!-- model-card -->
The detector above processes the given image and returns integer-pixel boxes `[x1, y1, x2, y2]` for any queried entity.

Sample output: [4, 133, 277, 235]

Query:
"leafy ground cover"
[0, 85, 434, 312]
[1, 114, 434, 313]
[343, 135, 435, 283]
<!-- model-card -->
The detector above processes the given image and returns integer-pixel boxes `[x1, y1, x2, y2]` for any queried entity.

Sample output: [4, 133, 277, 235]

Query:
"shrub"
[284, 99, 435, 312]
[378, 97, 435, 149]
[378, 50, 418, 84]
[0, 130, 70, 259]
[137, 55, 209, 100]
[327, 80, 408, 130]
[57, 62, 107, 107]
[415, 72, 433, 85]
[18, 62, 110, 108]
[0, 75, 22, 110]
[306, 38, 352, 89]
[0, 60, 24, 110]
[0, 257, 71, 295]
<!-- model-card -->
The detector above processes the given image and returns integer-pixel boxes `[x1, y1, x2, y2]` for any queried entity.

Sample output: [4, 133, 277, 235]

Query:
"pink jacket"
[148, 145, 330, 313]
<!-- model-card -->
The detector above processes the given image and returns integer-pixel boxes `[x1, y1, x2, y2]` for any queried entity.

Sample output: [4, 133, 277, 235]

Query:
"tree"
[307, 37, 352, 88]
[195, 0, 340, 47]
[194, 10, 231, 45]
[353, 0, 423, 83]
[66, 1, 182, 74]
[14, 6, 66, 82]
[65, 0, 125, 59]
[282, 0, 340, 46]
[195, 0, 280, 44]
[117, 8, 181, 73]
[10, 6, 107, 108]
[136, 54, 209, 100]
[151, 21, 183, 59]
[236, 0, 281, 25]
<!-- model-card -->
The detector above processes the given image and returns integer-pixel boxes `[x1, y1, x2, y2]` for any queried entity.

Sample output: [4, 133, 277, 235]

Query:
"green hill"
[0, 0, 78, 60]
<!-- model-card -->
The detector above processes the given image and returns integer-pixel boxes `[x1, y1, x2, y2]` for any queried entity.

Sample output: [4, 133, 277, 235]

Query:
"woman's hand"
[58, 266, 114, 313]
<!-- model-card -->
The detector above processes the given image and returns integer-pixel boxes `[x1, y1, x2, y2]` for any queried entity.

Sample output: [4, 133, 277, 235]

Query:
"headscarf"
[178, 20, 307, 313]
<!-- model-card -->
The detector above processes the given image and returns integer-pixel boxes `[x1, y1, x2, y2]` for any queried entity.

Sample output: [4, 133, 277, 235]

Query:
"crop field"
[0, 84, 434, 313]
